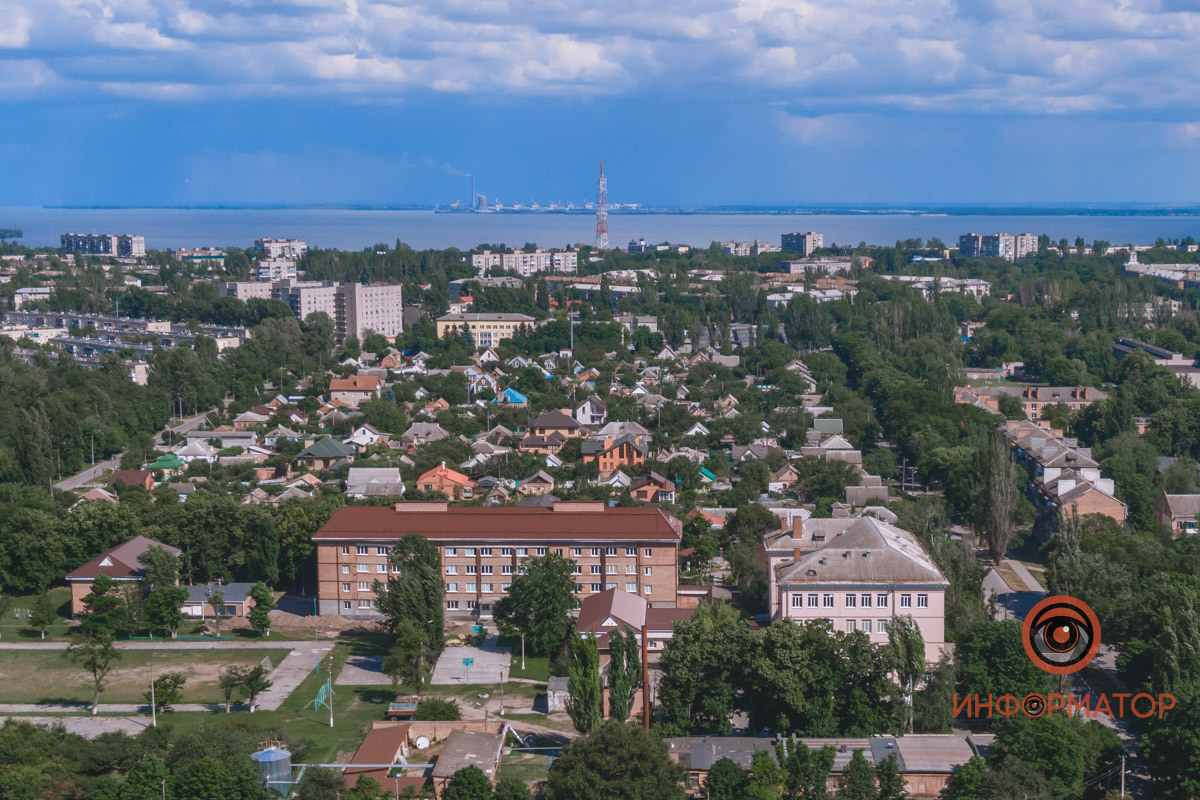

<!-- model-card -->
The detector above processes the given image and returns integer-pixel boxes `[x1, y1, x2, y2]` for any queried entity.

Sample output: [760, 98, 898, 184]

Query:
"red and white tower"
[594, 158, 610, 250]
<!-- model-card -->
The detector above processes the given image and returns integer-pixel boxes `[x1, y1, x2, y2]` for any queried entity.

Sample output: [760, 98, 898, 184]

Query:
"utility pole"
[1120, 755, 1126, 798]
[641, 624, 650, 732]
[150, 677, 157, 727]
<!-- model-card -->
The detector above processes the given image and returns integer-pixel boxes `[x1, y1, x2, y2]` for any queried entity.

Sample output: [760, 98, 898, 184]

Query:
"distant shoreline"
[35, 204, 1200, 218]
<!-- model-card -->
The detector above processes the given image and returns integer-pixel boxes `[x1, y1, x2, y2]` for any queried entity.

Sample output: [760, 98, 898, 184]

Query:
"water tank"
[251, 747, 292, 793]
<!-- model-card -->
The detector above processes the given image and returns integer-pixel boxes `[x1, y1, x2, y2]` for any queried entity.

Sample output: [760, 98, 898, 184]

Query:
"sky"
[2, 0, 1200, 206]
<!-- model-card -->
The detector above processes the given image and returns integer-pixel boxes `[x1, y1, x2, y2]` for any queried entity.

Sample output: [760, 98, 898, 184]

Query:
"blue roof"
[493, 388, 528, 403]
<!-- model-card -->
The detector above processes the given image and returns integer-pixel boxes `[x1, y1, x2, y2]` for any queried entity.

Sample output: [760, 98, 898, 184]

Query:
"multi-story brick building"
[313, 502, 682, 618]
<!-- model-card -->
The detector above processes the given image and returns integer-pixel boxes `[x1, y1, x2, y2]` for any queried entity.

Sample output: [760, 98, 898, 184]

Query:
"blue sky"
[3, 0, 1200, 206]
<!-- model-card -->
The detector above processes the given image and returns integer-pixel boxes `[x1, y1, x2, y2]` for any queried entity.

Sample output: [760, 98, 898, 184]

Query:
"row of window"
[847, 620, 892, 634]
[790, 593, 929, 609]
[443, 582, 652, 596]
[339, 545, 656, 558]
[444, 564, 652, 576]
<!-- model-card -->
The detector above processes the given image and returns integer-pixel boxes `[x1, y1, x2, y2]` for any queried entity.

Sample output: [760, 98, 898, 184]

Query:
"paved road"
[54, 409, 215, 490]
[431, 637, 511, 685]
[337, 655, 391, 686]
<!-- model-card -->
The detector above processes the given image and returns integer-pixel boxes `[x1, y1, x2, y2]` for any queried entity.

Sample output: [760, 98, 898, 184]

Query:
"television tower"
[594, 158, 610, 250]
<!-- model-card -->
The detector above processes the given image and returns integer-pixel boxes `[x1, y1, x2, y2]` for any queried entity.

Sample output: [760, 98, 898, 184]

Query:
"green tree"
[956, 620, 1050, 699]
[978, 434, 1020, 561]
[988, 714, 1086, 800]
[0, 594, 11, 640]
[175, 756, 235, 800]
[27, 592, 57, 639]
[707, 757, 748, 800]
[218, 666, 247, 713]
[296, 767, 346, 800]
[240, 665, 272, 713]
[781, 742, 835, 800]
[887, 615, 925, 732]
[414, 698, 461, 720]
[79, 575, 126, 638]
[657, 601, 747, 735]
[941, 755, 986, 800]
[120, 756, 172, 800]
[443, 766, 492, 800]
[65, 632, 121, 715]
[144, 585, 188, 639]
[144, 671, 186, 713]
[567, 634, 603, 735]
[491, 776, 534, 800]
[347, 775, 385, 800]
[137, 546, 181, 590]
[875, 754, 908, 800]
[494, 552, 577, 657]
[207, 589, 226, 638]
[381, 620, 431, 688]
[545, 720, 685, 800]
[375, 534, 445, 652]
[606, 626, 641, 722]
[247, 582, 276, 636]
[836, 750, 875, 800]
[746, 750, 786, 800]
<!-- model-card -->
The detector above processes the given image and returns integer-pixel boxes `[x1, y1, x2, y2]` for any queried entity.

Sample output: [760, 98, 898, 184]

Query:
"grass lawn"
[0, 648, 291, 705]
[508, 655, 551, 682]
[0, 587, 74, 641]
[501, 751, 556, 783]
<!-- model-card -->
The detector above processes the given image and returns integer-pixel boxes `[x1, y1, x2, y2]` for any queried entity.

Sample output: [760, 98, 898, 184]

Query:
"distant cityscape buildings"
[218, 279, 402, 342]
[721, 240, 781, 257]
[255, 238, 308, 259]
[470, 248, 578, 277]
[173, 248, 226, 270]
[958, 232, 1037, 261]
[781, 231, 823, 256]
[62, 233, 146, 258]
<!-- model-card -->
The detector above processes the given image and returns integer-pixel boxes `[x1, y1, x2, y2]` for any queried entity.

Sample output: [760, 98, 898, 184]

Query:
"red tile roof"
[66, 535, 181, 581]
[314, 505, 681, 543]
[330, 375, 382, 392]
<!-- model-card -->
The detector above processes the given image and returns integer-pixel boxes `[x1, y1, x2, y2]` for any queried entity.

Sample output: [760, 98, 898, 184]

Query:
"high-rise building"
[217, 281, 273, 302]
[721, 240, 781, 257]
[62, 233, 145, 258]
[470, 248, 578, 277]
[781, 231, 823, 256]
[336, 282, 404, 341]
[959, 232, 1037, 262]
[257, 257, 297, 282]
[255, 238, 307, 259]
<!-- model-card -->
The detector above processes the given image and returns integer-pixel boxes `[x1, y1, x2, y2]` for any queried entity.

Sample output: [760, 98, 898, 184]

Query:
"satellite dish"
[415, 737, 430, 750]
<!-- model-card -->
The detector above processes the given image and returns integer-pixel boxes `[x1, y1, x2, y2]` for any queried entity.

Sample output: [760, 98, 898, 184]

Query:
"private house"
[262, 425, 301, 447]
[574, 395, 608, 427]
[108, 470, 154, 491]
[593, 421, 651, 445]
[182, 582, 255, 618]
[631, 472, 676, 504]
[345, 467, 406, 499]
[762, 515, 949, 662]
[232, 406, 273, 430]
[431, 730, 507, 799]
[329, 375, 383, 408]
[597, 470, 633, 489]
[173, 439, 219, 464]
[768, 464, 801, 493]
[400, 422, 451, 448]
[683, 422, 710, 438]
[65, 536, 181, 616]
[529, 409, 583, 439]
[147, 453, 184, 477]
[582, 435, 647, 473]
[72, 487, 119, 507]
[575, 588, 692, 654]
[518, 432, 566, 455]
[293, 437, 356, 471]
[344, 423, 389, 450]
[1156, 492, 1200, 536]
[517, 470, 556, 496]
[492, 387, 528, 407]
[416, 463, 476, 500]
[344, 723, 421, 794]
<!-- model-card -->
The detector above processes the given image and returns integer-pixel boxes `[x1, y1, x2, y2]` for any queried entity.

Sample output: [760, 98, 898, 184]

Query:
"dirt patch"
[268, 609, 388, 637]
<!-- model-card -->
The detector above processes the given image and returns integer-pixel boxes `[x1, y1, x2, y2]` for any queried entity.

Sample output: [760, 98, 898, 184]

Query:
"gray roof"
[346, 467, 402, 485]
[1163, 494, 1200, 519]
[185, 582, 254, 605]
[776, 516, 948, 587]
[432, 730, 505, 779]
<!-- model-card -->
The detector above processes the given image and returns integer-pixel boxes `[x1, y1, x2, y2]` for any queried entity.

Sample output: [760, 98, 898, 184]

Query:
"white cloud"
[2, 0, 1200, 116]
[774, 111, 871, 144]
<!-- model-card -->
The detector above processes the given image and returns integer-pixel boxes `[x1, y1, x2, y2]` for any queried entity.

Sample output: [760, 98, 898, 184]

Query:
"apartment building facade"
[62, 233, 146, 258]
[336, 282, 404, 340]
[958, 232, 1037, 261]
[257, 257, 298, 282]
[218, 281, 273, 302]
[255, 238, 307, 259]
[435, 313, 534, 347]
[313, 503, 682, 617]
[721, 240, 781, 257]
[471, 248, 578, 277]
[781, 231, 823, 256]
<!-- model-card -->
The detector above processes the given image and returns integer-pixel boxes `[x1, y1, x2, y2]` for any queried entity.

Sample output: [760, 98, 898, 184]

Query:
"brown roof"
[314, 505, 681, 543]
[330, 375, 382, 392]
[530, 409, 581, 430]
[347, 723, 412, 783]
[108, 470, 152, 487]
[66, 535, 181, 581]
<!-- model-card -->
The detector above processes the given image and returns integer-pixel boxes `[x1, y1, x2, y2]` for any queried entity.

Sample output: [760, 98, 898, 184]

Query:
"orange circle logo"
[1022, 595, 1101, 675]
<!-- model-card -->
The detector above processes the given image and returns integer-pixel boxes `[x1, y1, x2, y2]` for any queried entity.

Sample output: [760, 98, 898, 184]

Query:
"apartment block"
[174, 248, 226, 270]
[470, 248, 578, 277]
[255, 238, 307, 259]
[781, 231, 823, 256]
[720, 240, 781, 257]
[13, 287, 52, 309]
[312, 502, 683, 617]
[336, 282, 404, 340]
[762, 514, 948, 662]
[257, 257, 298, 282]
[435, 313, 534, 347]
[218, 281, 273, 302]
[274, 280, 339, 323]
[62, 233, 146, 258]
[958, 232, 1037, 262]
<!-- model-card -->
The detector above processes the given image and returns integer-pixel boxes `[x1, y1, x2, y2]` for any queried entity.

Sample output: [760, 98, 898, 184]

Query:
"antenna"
[594, 159, 609, 250]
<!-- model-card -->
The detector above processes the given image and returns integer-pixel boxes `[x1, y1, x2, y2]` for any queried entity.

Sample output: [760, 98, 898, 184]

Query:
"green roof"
[148, 454, 184, 470]
[294, 437, 356, 460]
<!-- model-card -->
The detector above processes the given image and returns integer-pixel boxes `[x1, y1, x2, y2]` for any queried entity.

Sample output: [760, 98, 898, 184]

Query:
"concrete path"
[1005, 558, 1045, 592]
[431, 637, 511, 685]
[336, 655, 391, 686]
[0, 640, 320, 650]
[2, 716, 154, 738]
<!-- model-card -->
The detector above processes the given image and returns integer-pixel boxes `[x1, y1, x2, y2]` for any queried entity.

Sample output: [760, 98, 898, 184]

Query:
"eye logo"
[1022, 595, 1101, 675]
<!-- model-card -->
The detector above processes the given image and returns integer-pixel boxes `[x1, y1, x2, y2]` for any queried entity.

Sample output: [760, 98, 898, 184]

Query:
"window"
[480, 548, 492, 556]
[466, 565, 477, 575]
[792, 595, 803, 608]
[644, 548, 652, 557]
[823, 594, 834, 608]
[501, 548, 512, 556]
[358, 581, 370, 591]
[644, 585, 653, 595]
[356, 545, 368, 555]
[808, 594, 818, 608]
[604, 564, 616, 575]
[846, 620, 856, 632]
[626, 583, 638, 593]
[571, 565, 581, 575]
[644, 566, 653, 576]
[591, 565, 602, 574]
[861, 594, 872, 608]
[555, 548, 563, 556]
[536, 548, 546, 556]
[343, 601, 352, 610]
[606, 582, 617, 590]
[481, 583, 493, 593]
[878, 619, 889, 632]
[342, 583, 350, 592]
[446, 565, 458, 575]
[357, 599, 373, 609]
[446, 583, 458, 593]
[862, 620, 872, 633]
[341, 565, 350, 574]
[917, 594, 929, 608]
[900, 594, 912, 608]
[590, 547, 600, 557]
[466, 583, 477, 593]
[502, 564, 513, 575]
[516, 548, 528, 556]
[466, 600, 478, 609]
[502, 584, 511, 592]
[590, 583, 602, 593]
[377, 564, 387, 573]
[626, 547, 636, 556]
[572, 548, 582, 557]
[376, 546, 388, 556]
[446, 600, 459, 610]
[341, 546, 350, 555]
[481, 565, 493, 575]
[357, 563, 368, 573]
[606, 547, 617, 556]
[845, 594, 857, 608]
[876, 594, 888, 607]
[445, 547, 457, 557]
[464, 547, 476, 557]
